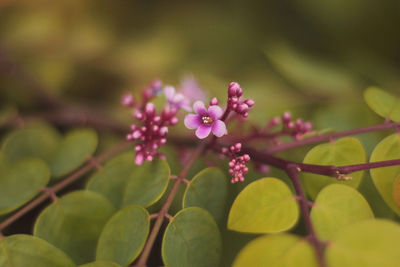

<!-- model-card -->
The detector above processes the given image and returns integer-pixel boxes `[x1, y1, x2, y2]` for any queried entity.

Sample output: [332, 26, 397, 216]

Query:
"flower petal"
[184, 114, 201, 129]
[164, 86, 175, 101]
[211, 120, 227, 137]
[193, 101, 207, 115]
[208, 105, 223, 120]
[195, 125, 212, 139]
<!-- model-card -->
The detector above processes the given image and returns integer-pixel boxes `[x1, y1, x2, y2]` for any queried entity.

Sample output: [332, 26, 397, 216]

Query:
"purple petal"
[195, 125, 212, 139]
[184, 114, 201, 129]
[181, 99, 192, 112]
[208, 105, 223, 120]
[193, 101, 207, 115]
[164, 86, 175, 101]
[211, 120, 227, 137]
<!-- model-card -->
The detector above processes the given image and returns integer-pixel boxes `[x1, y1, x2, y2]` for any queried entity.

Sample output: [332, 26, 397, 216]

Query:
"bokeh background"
[1, 0, 400, 123]
[1, 1, 400, 266]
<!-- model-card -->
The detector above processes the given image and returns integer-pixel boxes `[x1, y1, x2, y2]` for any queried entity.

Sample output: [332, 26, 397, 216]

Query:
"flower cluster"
[124, 79, 202, 165]
[126, 103, 178, 165]
[227, 82, 254, 118]
[265, 112, 313, 140]
[221, 143, 250, 183]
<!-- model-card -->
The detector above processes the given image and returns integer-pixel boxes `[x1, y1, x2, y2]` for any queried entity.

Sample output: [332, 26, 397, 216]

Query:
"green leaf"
[302, 137, 366, 199]
[326, 219, 400, 267]
[370, 133, 400, 215]
[122, 158, 170, 207]
[0, 158, 50, 215]
[364, 87, 400, 122]
[80, 262, 121, 267]
[86, 152, 136, 208]
[182, 167, 228, 223]
[311, 184, 374, 240]
[96, 206, 149, 266]
[232, 234, 318, 267]
[1, 122, 61, 164]
[0, 234, 75, 267]
[227, 177, 299, 234]
[162, 207, 222, 267]
[50, 128, 98, 179]
[392, 176, 400, 210]
[34, 191, 116, 265]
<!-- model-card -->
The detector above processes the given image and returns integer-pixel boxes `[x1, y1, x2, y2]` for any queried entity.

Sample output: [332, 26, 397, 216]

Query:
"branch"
[134, 142, 207, 267]
[0, 141, 131, 232]
[286, 165, 326, 267]
[267, 122, 400, 153]
[242, 146, 400, 179]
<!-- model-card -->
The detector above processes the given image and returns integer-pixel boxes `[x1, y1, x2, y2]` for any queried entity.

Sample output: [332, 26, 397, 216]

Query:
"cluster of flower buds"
[126, 103, 179, 165]
[227, 82, 254, 118]
[281, 112, 313, 140]
[221, 142, 250, 183]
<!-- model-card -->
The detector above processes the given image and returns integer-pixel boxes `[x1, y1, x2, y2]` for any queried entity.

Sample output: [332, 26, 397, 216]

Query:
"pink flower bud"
[244, 99, 255, 107]
[170, 117, 178, 125]
[134, 152, 145, 165]
[133, 110, 144, 120]
[234, 143, 242, 151]
[282, 112, 291, 123]
[210, 97, 218, 106]
[145, 103, 156, 117]
[132, 130, 142, 139]
[159, 126, 168, 136]
[228, 82, 240, 96]
[121, 93, 135, 107]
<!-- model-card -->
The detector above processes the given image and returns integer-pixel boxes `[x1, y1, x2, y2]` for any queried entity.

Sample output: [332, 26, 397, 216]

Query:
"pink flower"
[179, 76, 206, 102]
[184, 101, 227, 139]
[164, 86, 192, 111]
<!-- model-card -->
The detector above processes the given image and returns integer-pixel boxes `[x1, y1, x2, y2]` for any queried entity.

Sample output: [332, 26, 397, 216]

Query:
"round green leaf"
[228, 177, 299, 234]
[50, 128, 98, 179]
[183, 167, 228, 223]
[34, 191, 116, 265]
[86, 152, 136, 208]
[1, 123, 61, 164]
[326, 219, 400, 267]
[122, 158, 170, 207]
[96, 206, 149, 266]
[311, 184, 374, 240]
[80, 262, 121, 267]
[0, 234, 75, 267]
[302, 137, 366, 199]
[0, 158, 50, 215]
[162, 207, 222, 267]
[370, 133, 400, 215]
[233, 234, 318, 267]
[364, 87, 400, 122]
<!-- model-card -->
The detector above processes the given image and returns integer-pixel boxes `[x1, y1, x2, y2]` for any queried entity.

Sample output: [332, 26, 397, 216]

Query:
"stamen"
[202, 116, 213, 125]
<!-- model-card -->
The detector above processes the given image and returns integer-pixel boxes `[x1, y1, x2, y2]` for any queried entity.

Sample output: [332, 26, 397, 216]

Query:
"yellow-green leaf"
[302, 137, 366, 199]
[228, 178, 299, 233]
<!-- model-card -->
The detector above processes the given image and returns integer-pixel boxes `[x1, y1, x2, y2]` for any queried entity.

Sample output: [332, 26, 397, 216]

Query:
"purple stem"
[286, 165, 326, 267]
[267, 122, 400, 153]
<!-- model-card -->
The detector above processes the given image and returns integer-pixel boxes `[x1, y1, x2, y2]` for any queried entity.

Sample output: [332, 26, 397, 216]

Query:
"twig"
[0, 141, 131, 232]
[134, 143, 207, 267]
[286, 165, 326, 267]
[267, 122, 400, 153]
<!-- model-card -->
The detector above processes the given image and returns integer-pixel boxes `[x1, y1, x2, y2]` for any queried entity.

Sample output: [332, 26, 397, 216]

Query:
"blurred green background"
[0, 0, 399, 127]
